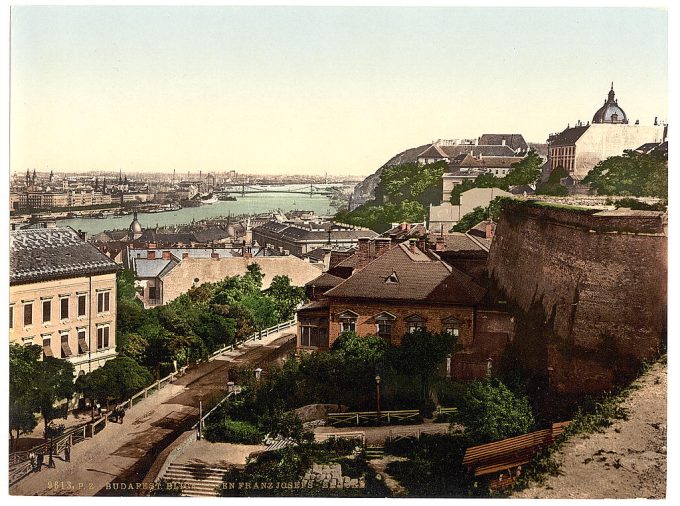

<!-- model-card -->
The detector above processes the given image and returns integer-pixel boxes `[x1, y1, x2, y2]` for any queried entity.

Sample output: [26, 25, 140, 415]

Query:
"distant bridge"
[221, 184, 345, 197]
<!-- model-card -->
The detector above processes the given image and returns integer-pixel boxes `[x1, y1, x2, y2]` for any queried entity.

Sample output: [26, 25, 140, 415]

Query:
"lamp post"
[375, 375, 381, 424]
[254, 368, 263, 382]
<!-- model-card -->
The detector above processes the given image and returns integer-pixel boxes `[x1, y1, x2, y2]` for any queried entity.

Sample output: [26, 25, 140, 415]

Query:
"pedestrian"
[48, 449, 55, 468]
[29, 451, 36, 471]
[36, 453, 44, 471]
[119, 408, 125, 424]
[64, 444, 71, 463]
[95, 402, 101, 417]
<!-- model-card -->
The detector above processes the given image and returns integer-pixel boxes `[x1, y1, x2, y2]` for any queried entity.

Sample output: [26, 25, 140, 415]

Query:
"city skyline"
[11, 6, 668, 176]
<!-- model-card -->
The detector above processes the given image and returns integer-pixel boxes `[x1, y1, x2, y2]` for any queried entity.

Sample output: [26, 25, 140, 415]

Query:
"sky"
[10, 6, 668, 176]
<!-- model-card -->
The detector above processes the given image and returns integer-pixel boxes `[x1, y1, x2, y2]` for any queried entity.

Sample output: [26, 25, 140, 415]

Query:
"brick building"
[9, 228, 119, 375]
[297, 238, 514, 380]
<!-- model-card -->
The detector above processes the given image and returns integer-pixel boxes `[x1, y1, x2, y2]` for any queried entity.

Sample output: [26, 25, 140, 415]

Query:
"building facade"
[10, 228, 119, 375]
[546, 85, 666, 179]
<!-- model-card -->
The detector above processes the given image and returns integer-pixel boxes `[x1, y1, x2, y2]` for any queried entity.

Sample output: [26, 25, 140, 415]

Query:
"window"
[97, 291, 110, 313]
[23, 302, 33, 326]
[375, 312, 396, 340]
[9, 306, 13, 329]
[149, 286, 157, 300]
[60, 297, 69, 320]
[42, 299, 52, 323]
[300, 325, 329, 348]
[405, 314, 426, 333]
[42, 336, 53, 359]
[338, 310, 358, 334]
[60, 332, 73, 358]
[340, 319, 356, 334]
[77, 294, 87, 317]
[442, 316, 463, 337]
[77, 328, 89, 355]
[97, 325, 110, 350]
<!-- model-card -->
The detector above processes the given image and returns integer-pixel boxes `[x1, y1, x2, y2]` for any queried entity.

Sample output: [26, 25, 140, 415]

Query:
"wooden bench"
[462, 421, 571, 487]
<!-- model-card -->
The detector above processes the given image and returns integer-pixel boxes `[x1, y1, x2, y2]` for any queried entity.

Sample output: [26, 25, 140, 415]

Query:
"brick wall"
[488, 202, 667, 394]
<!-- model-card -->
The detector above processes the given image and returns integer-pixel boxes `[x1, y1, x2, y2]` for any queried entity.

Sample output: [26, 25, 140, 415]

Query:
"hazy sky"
[10, 6, 668, 176]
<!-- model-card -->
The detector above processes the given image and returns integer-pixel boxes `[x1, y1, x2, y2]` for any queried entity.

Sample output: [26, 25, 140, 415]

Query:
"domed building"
[129, 212, 143, 240]
[545, 84, 666, 180]
[592, 84, 628, 124]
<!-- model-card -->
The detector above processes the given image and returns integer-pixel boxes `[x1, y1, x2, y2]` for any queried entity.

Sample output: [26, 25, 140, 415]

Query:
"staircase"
[162, 463, 229, 497]
[365, 446, 385, 460]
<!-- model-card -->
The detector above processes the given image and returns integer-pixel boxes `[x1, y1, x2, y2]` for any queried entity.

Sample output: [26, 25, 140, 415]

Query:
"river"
[57, 185, 342, 236]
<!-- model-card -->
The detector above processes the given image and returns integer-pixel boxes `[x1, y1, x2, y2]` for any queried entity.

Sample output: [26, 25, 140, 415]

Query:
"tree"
[117, 332, 148, 363]
[505, 149, 543, 186]
[395, 329, 459, 400]
[76, 356, 154, 408]
[33, 357, 76, 435]
[241, 294, 280, 331]
[456, 378, 535, 444]
[451, 196, 504, 233]
[583, 150, 667, 198]
[536, 166, 569, 196]
[9, 344, 40, 450]
[266, 275, 307, 321]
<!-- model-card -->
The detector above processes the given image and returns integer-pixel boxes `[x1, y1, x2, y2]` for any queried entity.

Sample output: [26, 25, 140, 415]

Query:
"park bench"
[462, 421, 571, 489]
[327, 409, 420, 426]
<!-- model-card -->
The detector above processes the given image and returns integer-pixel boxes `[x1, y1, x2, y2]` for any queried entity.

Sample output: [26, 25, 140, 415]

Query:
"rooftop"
[10, 227, 119, 284]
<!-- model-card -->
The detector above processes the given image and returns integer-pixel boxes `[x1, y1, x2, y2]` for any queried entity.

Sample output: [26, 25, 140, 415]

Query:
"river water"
[57, 185, 340, 236]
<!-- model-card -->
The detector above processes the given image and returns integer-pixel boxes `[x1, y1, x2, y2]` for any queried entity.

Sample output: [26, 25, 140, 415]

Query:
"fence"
[316, 431, 366, 446]
[207, 318, 297, 362]
[327, 409, 420, 427]
[387, 426, 449, 442]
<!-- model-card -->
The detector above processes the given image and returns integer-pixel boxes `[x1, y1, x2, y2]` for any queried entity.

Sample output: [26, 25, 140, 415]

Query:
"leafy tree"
[536, 166, 569, 196]
[336, 161, 448, 232]
[456, 378, 535, 444]
[450, 196, 504, 233]
[583, 150, 667, 198]
[117, 332, 148, 363]
[395, 329, 459, 400]
[33, 357, 76, 435]
[76, 356, 154, 407]
[450, 174, 508, 205]
[267, 275, 307, 321]
[505, 149, 543, 186]
[117, 269, 138, 300]
[241, 294, 280, 331]
[9, 344, 40, 450]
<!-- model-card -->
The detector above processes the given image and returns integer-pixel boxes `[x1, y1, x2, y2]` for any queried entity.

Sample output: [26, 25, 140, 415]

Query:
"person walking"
[29, 451, 36, 472]
[64, 444, 71, 463]
[48, 449, 55, 468]
[119, 408, 125, 424]
[36, 453, 44, 471]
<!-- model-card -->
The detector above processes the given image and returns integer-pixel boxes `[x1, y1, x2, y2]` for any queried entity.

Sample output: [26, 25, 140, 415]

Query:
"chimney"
[374, 238, 391, 258]
[485, 220, 495, 239]
[408, 238, 418, 254]
[147, 250, 156, 260]
[211, 252, 220, 259]
[417, 238, 426, 252]
[356, 237, 372, 270]
[162, 250, 172, 260]
[501, 139, 506, 146]
[182, 252, 189, 259]
[435, 236, 446, 252]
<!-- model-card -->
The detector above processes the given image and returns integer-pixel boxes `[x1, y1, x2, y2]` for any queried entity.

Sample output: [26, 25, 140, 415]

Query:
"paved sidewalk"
[10, 330, 296, 496]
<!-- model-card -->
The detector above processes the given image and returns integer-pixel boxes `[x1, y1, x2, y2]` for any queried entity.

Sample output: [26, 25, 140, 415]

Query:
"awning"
[43, 345, 54, 358]
[78, 337, 89, 354]
[61, 342, 73, 358]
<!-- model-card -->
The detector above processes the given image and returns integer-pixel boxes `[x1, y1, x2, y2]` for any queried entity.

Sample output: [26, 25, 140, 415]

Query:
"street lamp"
[254, 368, 263, 382]
[375, 375, 381, 424]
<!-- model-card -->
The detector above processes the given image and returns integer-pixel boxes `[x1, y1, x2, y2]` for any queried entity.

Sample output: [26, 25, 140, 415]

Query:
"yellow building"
[10, 227, 119, 376]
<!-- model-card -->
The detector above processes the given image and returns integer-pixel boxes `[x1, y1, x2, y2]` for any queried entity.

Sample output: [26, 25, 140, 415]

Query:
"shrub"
[203, 418, 263, 444]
